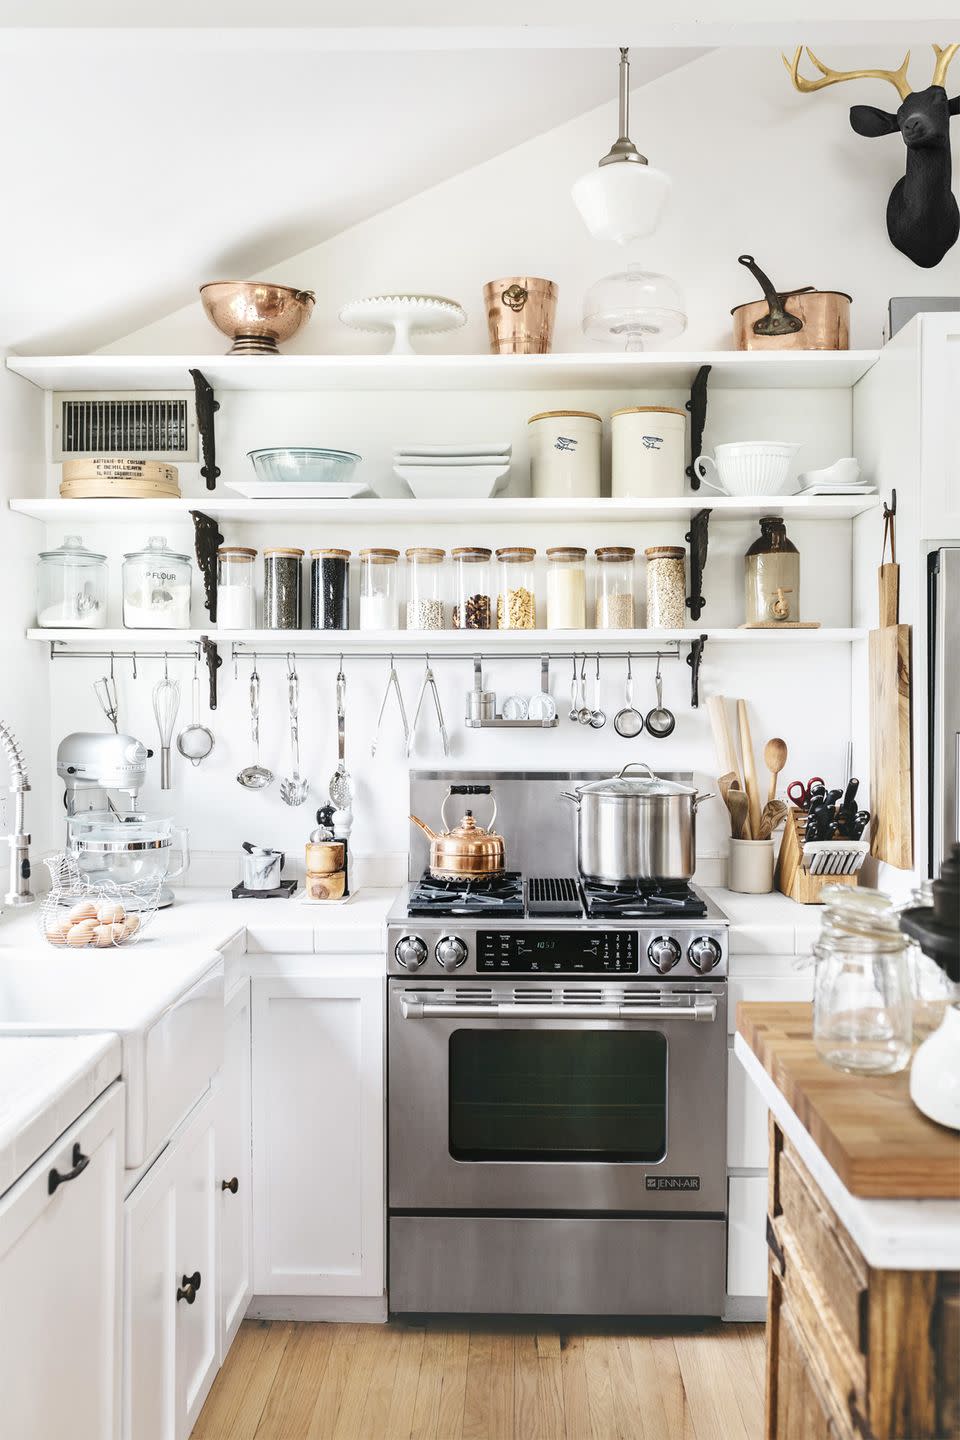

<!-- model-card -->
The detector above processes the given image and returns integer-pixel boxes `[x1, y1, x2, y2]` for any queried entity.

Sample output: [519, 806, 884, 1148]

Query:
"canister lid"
[309, 548, 351, 558]
[610, 405, 686, 418]
[644, 545, 685, 559]
[122, 534, 191, 563]
[263, 547, 305, 557]
[451, 546, 492, 561]
[218, 546, 257, 558]
[595, 546, 636, 560]
[546, 546, 587, 560]
[359, 547, 400, 561]
[405, 547, 446, 561]
[39, 534, 106, 563]
[496, 546, 536, 561]
[527, 410, 602, 424]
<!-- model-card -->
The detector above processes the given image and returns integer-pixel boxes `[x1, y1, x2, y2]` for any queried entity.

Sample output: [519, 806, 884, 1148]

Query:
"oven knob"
[647, 936, 681, 972]
[395, 935, 428, 970]
[435, 935, 468, 971]
[688, 936, 722, 973]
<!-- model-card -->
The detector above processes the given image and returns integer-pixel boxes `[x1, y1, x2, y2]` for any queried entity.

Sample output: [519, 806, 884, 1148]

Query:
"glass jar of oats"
[645, 545, 686, 629]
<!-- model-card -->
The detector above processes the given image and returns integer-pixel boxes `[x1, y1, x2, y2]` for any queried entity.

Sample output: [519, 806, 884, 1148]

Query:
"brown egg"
[66, 920, 97, 947]
[68, 901, 97, 924]
[122, 914, 141, 940]
[45, 923, 69, 946]
[96, 902, 126, 925]
[92, 923, 123, 948]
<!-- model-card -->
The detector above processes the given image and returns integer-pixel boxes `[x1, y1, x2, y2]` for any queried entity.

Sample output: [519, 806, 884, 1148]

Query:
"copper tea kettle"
[410, 784, 506, 880]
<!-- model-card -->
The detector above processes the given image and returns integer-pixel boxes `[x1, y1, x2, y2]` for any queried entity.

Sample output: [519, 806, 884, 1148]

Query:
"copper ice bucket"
[484, 276, 558, 354]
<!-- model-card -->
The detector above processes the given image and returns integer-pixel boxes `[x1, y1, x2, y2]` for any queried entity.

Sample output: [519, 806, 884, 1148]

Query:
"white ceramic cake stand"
[339, 294, 467, 354]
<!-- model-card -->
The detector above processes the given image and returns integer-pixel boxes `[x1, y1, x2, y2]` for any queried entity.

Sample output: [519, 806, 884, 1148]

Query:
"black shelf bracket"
[190, 509, 225, 623]
[685, 507, 711, 622]
[190, 367, 220, 491]
[685, 363, 711, 491]
[687, 634, 707, 709]
[200, 635, 223, 711]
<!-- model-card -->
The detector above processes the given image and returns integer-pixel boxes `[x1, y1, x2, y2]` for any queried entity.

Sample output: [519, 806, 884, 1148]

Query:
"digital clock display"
[477, 930, 638, 973]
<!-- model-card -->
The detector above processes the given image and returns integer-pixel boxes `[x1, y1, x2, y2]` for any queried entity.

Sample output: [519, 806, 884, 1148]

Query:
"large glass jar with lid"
[217, 546, 256, 629]
[546, 547, 586, 629]
[812, 886, 913, 1074]
[405, 548, 446, 630]
[496, 547, 537, 629]
[595, 546, 635, 629]
[310, 548, 350, 630]
[744, 516, 800, 625]
[37, 535, 108, 629]
[359, 548, 400, 630]
[122, 535, 192, 629]
[452, 546, 492, 629]
[644, 545, 686, 630]
[263, 547, 303, 629]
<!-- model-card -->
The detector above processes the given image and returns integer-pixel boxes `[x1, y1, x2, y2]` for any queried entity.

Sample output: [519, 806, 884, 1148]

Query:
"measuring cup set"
[570, 655, 676, 739]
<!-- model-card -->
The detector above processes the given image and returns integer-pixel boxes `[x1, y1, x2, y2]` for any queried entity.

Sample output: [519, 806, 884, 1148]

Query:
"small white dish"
[396, 443, 512, 458]
[227, 480, 371, 500]
[391, 453, 510, 467]
[796, 457, 861, 490]
[395, 463, 511, 499]
[527, 691, 557, 722]
[502, 694, 529, 721]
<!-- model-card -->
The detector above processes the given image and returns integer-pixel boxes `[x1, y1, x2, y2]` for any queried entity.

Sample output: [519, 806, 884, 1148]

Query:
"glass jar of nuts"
[452, 546, 493, 629]
[496, 547, 537, 629]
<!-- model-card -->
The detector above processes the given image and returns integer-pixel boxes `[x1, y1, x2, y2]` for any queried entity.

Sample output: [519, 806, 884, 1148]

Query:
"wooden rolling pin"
[706, 695, 741, 787]
[737, 699, 762, 840]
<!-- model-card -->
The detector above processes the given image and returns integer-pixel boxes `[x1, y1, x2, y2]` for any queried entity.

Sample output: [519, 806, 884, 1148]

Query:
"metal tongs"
[371, 655, 409, 758]
[409, 655, 449, 757]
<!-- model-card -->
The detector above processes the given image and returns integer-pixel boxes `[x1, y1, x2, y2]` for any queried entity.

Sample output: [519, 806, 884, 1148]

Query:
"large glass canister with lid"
[452, 546, 492, 630]
[546, 546, 586, 629]
[37, 535, 108, 628]
[405, 548, 446, 630]
[216, 546, 256, 629]
[359, 548, 400, 630]
[310, 548, 350, 630]
[744, 516, 800, 625]
[263, 547, 304, 629]
[122, 535, 192, 629]
[496, 547, 537, 629]
[812, 886, 913, 1074]
[595, 546, 636, 629]
[644, 545, 686, 629]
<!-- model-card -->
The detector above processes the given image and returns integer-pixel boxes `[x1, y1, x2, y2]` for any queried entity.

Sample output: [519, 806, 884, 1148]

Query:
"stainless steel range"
[388, 771, 730, 1318]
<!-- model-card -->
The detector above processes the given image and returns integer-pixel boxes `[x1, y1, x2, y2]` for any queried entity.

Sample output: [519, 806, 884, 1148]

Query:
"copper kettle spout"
[409, 814, 438, 840]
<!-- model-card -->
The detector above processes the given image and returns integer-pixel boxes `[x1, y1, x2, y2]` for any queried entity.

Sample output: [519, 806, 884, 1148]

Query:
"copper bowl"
[199, 281, 316, 356]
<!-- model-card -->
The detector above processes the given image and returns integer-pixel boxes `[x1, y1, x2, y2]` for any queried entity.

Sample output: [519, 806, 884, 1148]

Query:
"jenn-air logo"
[646, 1176, 700, 1191]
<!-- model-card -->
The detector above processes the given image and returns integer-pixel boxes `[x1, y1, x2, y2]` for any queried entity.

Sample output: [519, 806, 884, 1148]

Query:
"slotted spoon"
[280, 658, 309, 807]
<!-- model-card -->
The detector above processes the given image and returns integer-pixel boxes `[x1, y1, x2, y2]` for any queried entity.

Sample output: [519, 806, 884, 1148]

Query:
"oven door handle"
[399, 998, 718, 1022]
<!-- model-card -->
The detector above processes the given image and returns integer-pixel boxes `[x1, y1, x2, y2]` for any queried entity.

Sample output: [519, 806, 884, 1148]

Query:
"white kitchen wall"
[104, 46, 960, 357]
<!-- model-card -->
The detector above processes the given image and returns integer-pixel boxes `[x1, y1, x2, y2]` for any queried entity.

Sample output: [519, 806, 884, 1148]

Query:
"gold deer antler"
[931, 43, 960, 88]
[782, 46, 913, 102]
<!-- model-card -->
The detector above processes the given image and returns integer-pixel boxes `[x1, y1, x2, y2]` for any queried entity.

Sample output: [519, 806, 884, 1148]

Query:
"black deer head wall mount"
[783, 44, 959, 269]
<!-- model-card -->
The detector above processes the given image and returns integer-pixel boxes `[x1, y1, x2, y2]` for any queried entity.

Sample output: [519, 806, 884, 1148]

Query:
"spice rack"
[464, 655, 558, 729]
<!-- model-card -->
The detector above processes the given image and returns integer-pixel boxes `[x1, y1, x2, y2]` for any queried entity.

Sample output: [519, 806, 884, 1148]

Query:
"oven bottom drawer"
[389, 1215, 726, 1316]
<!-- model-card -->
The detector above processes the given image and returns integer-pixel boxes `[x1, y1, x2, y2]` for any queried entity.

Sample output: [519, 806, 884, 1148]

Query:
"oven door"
[388, 979, 727, 1214]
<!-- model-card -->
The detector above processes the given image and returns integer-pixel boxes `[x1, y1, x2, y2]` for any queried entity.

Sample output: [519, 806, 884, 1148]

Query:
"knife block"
[775, 808, 859, 904]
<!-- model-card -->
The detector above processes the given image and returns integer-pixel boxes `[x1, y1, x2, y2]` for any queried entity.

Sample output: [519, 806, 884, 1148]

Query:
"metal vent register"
[53, 392, 197, 461]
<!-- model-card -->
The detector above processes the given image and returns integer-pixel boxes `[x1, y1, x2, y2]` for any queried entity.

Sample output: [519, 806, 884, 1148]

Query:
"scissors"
[787, 776, 826, 809]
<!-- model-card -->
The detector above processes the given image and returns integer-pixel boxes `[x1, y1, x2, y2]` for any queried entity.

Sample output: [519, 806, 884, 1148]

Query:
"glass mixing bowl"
[66, 812, 189, 906]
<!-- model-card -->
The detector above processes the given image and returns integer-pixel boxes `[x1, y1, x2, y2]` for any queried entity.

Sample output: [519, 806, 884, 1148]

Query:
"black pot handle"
[48, 1143, 89, 1196]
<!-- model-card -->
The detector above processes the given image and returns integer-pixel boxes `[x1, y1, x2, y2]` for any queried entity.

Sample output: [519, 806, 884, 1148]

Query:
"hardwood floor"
[192, 1319, 766, 1440]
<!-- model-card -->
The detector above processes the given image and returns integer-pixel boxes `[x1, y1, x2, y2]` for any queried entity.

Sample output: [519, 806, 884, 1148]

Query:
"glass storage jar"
[37, 535, 108, 629]
[122, 535, 192, 629]
[644, 545, 686, 630]
[812, 886, 913, 1075]
[496, 547, 537, 629]
[359, 548, 400, 630]
[263, 547, 304, 629]
[546, 547, 587, 630]
[744, 516, 800, 625]
[310, 548, 350, 630]
[451, 547, 492, 630]
[405, 548, 446, 630]
[595, 546, 636, 629]
[216, 546, 256, 630]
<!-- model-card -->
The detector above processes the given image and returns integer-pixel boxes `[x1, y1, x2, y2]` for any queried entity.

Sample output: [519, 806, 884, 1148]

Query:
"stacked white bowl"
[393, 443, 512, 498]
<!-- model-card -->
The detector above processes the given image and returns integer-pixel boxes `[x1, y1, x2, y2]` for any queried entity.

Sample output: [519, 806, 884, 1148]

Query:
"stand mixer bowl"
[66, 812, 190, 909]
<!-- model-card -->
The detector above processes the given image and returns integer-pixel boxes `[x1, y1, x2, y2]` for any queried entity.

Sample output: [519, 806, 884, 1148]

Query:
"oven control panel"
[477, 930, 638, 973]
[389, 922, 727, 978]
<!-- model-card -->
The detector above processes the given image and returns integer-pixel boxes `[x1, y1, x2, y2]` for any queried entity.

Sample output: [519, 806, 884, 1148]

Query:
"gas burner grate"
[582, 880, 708, 920]
[526, 877, 583, 917]
[407, 870, 525, 918]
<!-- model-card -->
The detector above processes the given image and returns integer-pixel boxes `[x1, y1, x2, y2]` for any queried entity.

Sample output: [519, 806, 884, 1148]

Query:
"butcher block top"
[737, 1002, 960, 1200]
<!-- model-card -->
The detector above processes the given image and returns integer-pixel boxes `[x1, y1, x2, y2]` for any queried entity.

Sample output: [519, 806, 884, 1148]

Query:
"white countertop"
[735, 1033, 960, 1271]
[702, 887, 822, 958]
[0, 1033, 121, 1196]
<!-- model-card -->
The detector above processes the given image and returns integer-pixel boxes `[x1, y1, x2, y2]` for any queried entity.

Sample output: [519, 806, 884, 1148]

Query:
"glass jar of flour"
[122, 536, 192, 629]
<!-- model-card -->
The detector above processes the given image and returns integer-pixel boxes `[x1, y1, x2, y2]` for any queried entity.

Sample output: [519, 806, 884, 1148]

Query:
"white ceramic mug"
[694, 441, 799, 497]
[728, 838, 775, 894]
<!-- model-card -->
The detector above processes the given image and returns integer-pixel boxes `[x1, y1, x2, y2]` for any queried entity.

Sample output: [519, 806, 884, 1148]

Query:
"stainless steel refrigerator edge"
[929, 547, 960, 873]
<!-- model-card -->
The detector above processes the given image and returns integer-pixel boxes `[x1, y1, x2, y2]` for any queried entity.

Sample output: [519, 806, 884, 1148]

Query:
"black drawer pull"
[48, 1143, 89, 1196]
[221, 1176, 239, 1194]
[177, 1271, 202, 1304]
[765, 1216, 786, 1275]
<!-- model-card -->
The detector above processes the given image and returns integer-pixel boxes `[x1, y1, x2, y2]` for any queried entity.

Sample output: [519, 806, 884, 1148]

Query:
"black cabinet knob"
[221, 1177, 239, 1194]
[48, 1143, 89, 1196]
[176, 1270, 202, 1304]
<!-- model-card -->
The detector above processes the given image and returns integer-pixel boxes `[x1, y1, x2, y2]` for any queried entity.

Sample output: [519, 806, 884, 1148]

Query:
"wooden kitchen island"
[736, 1003, 960, 1440]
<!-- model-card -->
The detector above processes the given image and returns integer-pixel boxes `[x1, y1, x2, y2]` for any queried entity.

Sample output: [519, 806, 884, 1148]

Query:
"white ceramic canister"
[728, 838, 775, 894]
[611, 406, 686, 498]
[528, 410, 602, 499]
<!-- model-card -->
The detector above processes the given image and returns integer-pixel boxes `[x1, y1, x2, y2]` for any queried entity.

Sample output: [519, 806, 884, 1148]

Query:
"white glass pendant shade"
[582, 264, 687, 352]
[571, 162, 670, 245]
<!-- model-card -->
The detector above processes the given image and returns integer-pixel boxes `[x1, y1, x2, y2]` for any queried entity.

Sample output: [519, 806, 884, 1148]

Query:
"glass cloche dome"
[582, 264, 687, 351]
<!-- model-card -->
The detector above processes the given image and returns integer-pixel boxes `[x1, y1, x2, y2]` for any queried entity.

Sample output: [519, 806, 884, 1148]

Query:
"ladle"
[237, 659, 274, 790]
[644, 658, 676, 739]
[613, 656, 644, 739]
[176, 659, 216, 767]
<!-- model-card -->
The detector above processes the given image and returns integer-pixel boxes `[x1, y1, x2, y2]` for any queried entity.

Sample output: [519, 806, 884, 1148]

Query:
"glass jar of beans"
[496, 547, 537, 629]
[405, 547, 446, 630]
[310, 548, 350, 630]
[452, 546, 493, 630]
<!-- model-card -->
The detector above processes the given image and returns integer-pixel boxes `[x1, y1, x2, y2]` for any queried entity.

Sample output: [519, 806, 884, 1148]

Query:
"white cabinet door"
[921, 315, 960, 539]
[252, 972, 384, 1297]
[124, 1088, 218, 1440]
[727, 1175, 770, 1298]
[0, 1083, 123, 1440]
[218, 981, 253, 1357]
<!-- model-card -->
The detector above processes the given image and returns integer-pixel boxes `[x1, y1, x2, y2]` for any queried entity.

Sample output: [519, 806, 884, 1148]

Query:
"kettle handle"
[440, 787, 497, 835]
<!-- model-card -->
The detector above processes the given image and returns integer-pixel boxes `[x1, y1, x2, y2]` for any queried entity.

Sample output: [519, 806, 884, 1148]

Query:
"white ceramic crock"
[528, 410, 602, 498]
[910, 1001, 960, 1131]
[728, 838, 775, 894]
[611, 406, 686, 498]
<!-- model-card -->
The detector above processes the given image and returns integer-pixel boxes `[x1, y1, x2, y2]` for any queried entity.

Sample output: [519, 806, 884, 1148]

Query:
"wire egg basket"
[39, 853, 161, 949]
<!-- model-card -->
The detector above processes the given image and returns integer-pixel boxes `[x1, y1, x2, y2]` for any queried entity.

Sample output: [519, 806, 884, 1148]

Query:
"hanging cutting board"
[868, 622, 913, 868]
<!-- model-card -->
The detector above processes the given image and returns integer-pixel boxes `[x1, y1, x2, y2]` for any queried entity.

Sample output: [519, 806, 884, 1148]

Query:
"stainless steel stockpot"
[562, 763, 713, 884]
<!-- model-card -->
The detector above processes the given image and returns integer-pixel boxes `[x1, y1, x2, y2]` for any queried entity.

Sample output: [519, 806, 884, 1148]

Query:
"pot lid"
[576, 764, 696, 799]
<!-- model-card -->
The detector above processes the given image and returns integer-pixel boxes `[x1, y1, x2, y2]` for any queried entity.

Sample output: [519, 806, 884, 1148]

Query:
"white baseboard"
[723, 1295, 767, 1323]
[246, 1294, 389, 1323]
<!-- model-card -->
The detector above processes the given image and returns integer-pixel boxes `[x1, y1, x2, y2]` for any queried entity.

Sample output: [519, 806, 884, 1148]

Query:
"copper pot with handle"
[731, 254, 850, 351]
[410, 784, 506, 880]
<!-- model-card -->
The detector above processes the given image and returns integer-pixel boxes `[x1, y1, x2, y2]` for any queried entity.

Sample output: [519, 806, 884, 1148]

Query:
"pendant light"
[571, 47, 670, 244]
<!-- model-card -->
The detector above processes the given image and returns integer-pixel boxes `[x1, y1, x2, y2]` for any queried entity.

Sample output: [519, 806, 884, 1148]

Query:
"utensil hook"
[109, 651, 115, 682]
[163, 652, 169, 681]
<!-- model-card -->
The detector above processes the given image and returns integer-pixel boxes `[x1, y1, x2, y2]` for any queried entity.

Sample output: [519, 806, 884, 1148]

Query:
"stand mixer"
[56, 732, 189, 908]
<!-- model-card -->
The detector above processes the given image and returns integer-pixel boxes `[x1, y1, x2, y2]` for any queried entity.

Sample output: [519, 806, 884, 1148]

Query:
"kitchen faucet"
[0, 719, 33, 906]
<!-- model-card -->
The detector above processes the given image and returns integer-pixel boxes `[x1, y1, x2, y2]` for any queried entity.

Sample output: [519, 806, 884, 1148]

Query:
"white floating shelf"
[29, 627, 868, 649]
[6, 350, 880, 393]
[9, 494, 880, 526]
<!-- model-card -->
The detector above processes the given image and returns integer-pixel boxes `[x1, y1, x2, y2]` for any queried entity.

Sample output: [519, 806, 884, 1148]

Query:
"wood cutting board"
[738, 1002, 960, 1198]
[869, 622, 913, 868]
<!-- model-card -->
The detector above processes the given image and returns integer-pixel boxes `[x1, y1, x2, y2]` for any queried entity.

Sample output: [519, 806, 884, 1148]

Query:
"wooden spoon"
[718, 771, 740, 811]
[758, 799, 788, 840]
[725, 788, 751, 840]
[763, 737, 788, 802]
